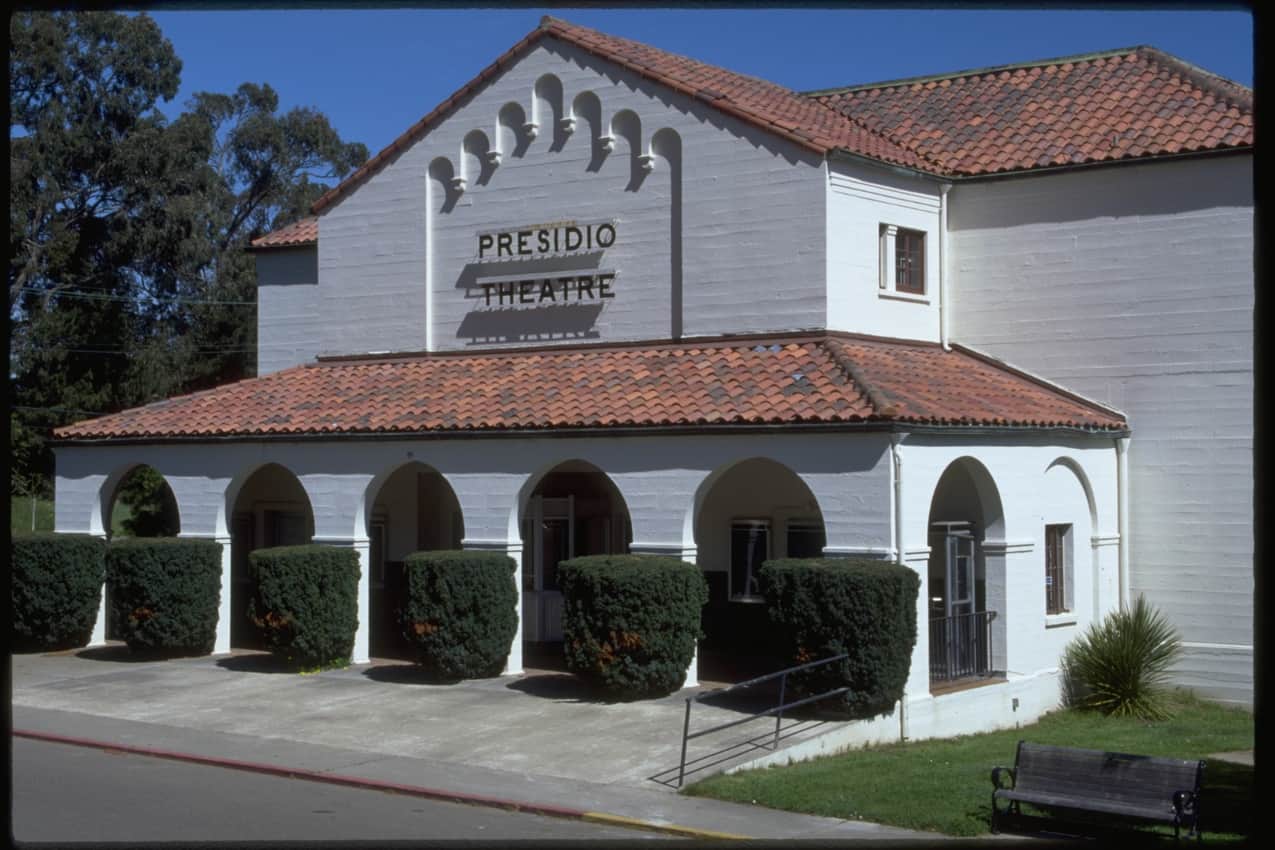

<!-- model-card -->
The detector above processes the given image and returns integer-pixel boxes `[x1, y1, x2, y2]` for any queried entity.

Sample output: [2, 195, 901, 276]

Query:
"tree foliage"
[9, 10, 367, 497]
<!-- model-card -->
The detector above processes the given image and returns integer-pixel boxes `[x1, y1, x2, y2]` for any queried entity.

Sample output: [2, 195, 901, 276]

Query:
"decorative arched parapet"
[497, 101, 531, 159]
[427, 155, 459, 213]
[461, 128, 495, 187]
[609, 108, 646, 191]
[533, 73, 567, 151]
[570, 90, 606, 172]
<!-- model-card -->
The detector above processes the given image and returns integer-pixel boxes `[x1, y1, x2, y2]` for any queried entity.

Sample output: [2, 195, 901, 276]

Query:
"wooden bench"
[991, 741, 1204, 840]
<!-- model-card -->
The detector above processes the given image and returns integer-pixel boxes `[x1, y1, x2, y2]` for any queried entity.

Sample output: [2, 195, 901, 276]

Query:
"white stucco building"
[53, 17, 1253, 740]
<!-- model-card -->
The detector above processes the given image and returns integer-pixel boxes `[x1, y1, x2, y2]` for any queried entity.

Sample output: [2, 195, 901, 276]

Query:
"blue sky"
[145, 6, 1253, 168]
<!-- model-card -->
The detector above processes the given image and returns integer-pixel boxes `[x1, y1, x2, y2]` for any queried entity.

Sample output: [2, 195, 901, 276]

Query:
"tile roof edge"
[247, 216, 319, 250]
[1134, 45, 1253, 112]
[948, 342, 1129, 423]
[802, 45, 1152, 96]
[310, 329, 955, 365]
[311, 21, 550, 215]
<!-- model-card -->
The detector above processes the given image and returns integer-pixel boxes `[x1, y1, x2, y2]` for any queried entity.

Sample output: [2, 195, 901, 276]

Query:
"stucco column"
[984, 539, 1035, 677]
[1091, 534, 1121, 620]
[313, 535, 370, 665]
[464, 537, 525, 675]
[88, 532, 110, 647]
[178, 532, 233, 655]
[901, 545, 932, 701]
[631, 541, 700, 689]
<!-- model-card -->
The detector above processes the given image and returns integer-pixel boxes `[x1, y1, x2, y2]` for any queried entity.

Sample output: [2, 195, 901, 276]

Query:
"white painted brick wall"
[949, 154, 1254, 704]
[313, 39, 827, 355]
[255, 247, 320, 375]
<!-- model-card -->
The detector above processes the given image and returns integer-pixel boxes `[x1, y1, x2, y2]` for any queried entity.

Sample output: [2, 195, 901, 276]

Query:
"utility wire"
[16, 285, 257, 307]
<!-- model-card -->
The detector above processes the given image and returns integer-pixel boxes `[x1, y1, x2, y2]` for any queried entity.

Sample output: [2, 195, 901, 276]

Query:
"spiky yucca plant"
[1060, 595, 1183, 720]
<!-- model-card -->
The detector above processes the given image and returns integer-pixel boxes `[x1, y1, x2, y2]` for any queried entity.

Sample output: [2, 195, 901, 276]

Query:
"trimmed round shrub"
[759, 557, 920, 719]
[12, 532, 106, 651]
[1061, 594, 1183, 720]
[248, 544, 360, 668]
[107, 538, 223, 655]
[400, 550, 518, 679]
[559, 554, 708, 699]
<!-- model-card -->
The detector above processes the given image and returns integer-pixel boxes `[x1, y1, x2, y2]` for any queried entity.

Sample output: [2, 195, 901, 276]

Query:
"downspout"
[939, 183, 952, 351]
[1115, 436, 1131, 608]
[891, 434, 908, 741]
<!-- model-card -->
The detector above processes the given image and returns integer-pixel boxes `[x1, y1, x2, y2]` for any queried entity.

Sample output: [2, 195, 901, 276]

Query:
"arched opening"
[926, 457, 1006, 692]
[610, 109, 645, 191]
[570, 90, 605, 172]
[102, 464, 182, 640]
[518, 460, 631, 669]
[462, 129, 495, 186]
[533, 73, 566, 151]
[364, 462, 464, 660]
[693, 458, 826, 683]
[227, 463, 315, 650]
[497, 101, 531, 159]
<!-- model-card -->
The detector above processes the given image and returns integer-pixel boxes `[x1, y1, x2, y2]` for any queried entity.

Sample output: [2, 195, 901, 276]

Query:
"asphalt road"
[11, 737, 664, 843]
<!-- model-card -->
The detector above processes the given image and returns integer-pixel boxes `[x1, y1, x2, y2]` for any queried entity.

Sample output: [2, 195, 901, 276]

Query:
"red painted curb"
[13, 728, 587, 821]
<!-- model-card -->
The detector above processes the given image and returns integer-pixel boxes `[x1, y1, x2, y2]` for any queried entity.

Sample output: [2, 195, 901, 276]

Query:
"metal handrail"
[676, 653, 850, 787]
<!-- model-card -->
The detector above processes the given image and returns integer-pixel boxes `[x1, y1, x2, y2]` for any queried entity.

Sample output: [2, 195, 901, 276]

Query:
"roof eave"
[49, 420, 1128, 448]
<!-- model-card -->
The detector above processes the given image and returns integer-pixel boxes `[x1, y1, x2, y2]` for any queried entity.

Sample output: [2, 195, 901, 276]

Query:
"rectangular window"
[730, 520, 770, 601]
[895, 228, 925, 294]
[1045, 524, 1071, 615]
[786, 521, 826, 558]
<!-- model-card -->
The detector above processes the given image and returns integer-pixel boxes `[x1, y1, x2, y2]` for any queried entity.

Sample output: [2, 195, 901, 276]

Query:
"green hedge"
[559, 554, 708, 699]
[760, 558, 919, 719]
[12, 532, 106, 650]
[107, 537, 223, 655]
[401, 550, 517, 679]
[249, 544, 360, 668]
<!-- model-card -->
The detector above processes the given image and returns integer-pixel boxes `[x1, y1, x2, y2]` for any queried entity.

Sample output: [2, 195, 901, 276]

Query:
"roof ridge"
[818, 337, 894, 417]
[1133, 45, 1253, 113]
[802, 45, 1152, 96]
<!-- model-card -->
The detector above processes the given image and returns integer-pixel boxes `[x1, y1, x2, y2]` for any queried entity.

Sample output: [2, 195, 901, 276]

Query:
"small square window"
[879, 224, 926, 296]
[895, 228, 925, 294]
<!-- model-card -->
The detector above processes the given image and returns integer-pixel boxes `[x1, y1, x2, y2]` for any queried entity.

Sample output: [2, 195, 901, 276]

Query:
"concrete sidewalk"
[11, 648, 937, 841]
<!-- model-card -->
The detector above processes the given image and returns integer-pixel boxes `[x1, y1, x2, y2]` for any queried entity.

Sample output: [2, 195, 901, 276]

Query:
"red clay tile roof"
[54, 334, 1125, 441]
[248, 216, 318, 250]
[809, 46, 1253, 176]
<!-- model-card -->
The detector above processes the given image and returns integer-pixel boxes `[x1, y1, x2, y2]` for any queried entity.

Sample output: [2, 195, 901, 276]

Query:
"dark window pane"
[731, 522, 769, 599]
[786, 522, 826, 558]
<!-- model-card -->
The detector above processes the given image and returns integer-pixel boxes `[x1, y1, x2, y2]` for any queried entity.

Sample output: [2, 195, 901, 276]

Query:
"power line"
[17, 285, 257, 307]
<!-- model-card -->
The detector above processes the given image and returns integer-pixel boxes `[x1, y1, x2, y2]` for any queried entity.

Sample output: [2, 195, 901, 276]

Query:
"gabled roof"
[258, 19, 1250, 246]
[308, 16, 933, 216]
[809, 45, 1252, 176]
[248, 216, 318, 250]
[54, 332, 1126, 442]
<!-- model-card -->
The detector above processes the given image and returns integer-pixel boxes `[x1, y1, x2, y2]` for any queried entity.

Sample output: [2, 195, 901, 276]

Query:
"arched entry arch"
[516, 459, 631, 659]
[226, 463, 315, 649]
[692, 457, 827, 681]
[362, 461, 465, 659]
[97, 463, 182, 640]
[926, 456, 1006, 689]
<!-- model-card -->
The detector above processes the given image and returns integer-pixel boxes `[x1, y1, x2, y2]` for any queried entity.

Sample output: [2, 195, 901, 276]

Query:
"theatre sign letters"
[470, 220, 618, 308]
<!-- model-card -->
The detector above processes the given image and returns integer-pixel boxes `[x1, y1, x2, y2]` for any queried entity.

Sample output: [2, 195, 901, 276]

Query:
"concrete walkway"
[11, 647, 937, 841]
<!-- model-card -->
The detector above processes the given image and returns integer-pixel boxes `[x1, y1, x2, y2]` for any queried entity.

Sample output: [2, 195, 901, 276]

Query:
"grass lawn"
[685, 690, 1253, 840]
[10, 496, 55, 533]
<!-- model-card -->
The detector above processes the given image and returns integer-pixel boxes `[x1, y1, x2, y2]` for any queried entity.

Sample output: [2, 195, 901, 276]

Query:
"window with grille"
[1045, 524, 1071, 615]
[895, 228, 925, 294]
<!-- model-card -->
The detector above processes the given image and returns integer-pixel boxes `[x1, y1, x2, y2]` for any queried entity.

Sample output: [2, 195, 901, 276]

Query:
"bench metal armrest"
[1172, 790, 1197, 815]
[991, 766, 1015, 790]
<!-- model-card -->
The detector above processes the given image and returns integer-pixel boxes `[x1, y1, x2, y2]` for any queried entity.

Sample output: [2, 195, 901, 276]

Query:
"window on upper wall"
[1045, 523, 1073, 616]
[879, 224, 927, 296]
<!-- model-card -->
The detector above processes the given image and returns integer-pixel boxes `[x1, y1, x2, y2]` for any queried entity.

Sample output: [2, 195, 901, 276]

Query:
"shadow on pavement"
[361, 664, 464, 686]
[213, 653, 296, 675]
[504, 672, 622, 705]
[73, 645, 205, 664]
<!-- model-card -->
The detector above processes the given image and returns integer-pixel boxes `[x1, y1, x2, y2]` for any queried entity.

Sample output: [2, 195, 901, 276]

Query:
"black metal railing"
[929, 610, 996, 682]
[672, 654, 850, 788]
